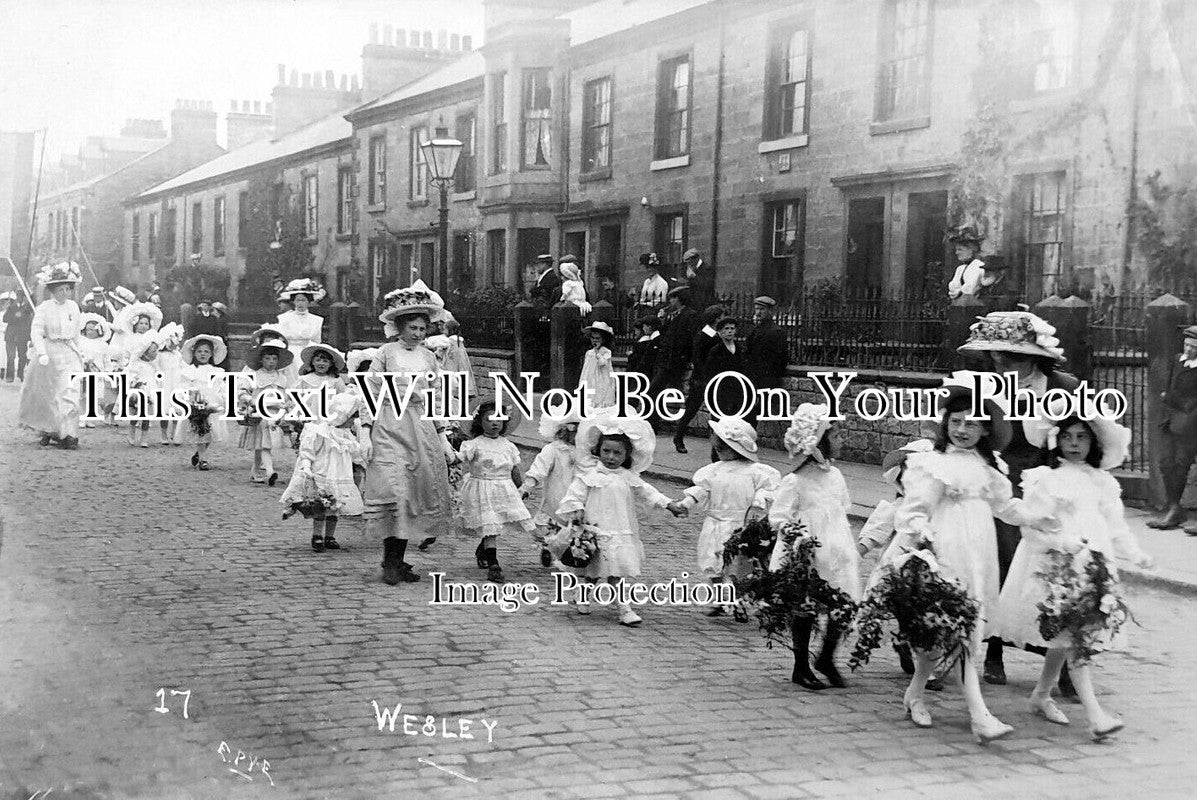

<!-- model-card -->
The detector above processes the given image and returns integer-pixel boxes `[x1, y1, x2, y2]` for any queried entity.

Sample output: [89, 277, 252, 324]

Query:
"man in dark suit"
[3, 295, 33, 381]
[80, 286, 115, 322]
[1151, 324, 1197, 533]
[682, 248, 716, 309]
[529, 254, 563, 306]
[648, 285, 699, 431]
[743, 296, 790, 427]
[673, 304, 727, 452]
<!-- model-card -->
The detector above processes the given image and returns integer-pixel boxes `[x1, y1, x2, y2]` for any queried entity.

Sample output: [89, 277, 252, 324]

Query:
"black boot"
[983, 638, 1007, 685]
[394, 539, 420, 582]
[381, 537, 402, 585]
[790, 617, 826, 690]
[814, 623, 847, 688]
[895, 642, 916, 675]
[475, 540, 487, 569]
[1058, 662, 1078, 701]
[485, 547, 504, 582]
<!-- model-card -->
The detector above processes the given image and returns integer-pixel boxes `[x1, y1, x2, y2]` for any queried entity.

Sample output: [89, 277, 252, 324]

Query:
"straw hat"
[249, 326, 289, 348]
[37, 261, 82, 288]
[346, 347, 378, 373]
[108, 286, 137, 306]
[424, 334, 453, 352]
[277, 277, 326, 303]
[880, 438, 935, 484]
[379, 279, 442, 323]
[709, 417, 759, 462]
[470, 395, 524, 437]
[1023, 397, 1130, 471]
[326, 393, 360, 427]
[156, 322, 185, 350]
[300, 343, 346, 374]
[538, 405, 583, 441]
[784, 403, 832, 459]
[575, 409, 656, 473]
[246, 336, 295, 370]
[937, 371, 1013, 451]
[957, 311, 1065, 362]
[582, 321, 615, 338]
[120, 302, 163, 333]
[181, 334, 227, 365]
[79, 312, 113, 341]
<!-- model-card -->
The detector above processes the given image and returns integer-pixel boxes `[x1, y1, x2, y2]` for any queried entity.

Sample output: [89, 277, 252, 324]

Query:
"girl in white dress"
[124, 337, 160, 448]
[18, 263, 84, 448]
[578, 321, 616, 409]
[237, 337, 294, 486]
[559, 262, 591, 314]
[456, 399, 536, 583]
[154, 323, 185, 445]
[522, 411, 582, 570]
[77, 313, 112, 429]
[993, 411, 1152, 740]
[173, 334, 227, 470]
[679, 417, 780, 618]
[556, 412, 687, 626]
[291, 344, 347, 448]
[893, 379, 1059, 743]
[280, 393, 364, 553]
[768, 404, 860, 690]
[275, 278, 325, 382]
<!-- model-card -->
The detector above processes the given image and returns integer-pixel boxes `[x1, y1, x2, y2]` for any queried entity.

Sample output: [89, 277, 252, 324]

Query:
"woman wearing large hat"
[275, 278, 326, 380]
[359, 280, 453, 586]
[957, 311, 1081, 687]
[18, 262, 85, 448]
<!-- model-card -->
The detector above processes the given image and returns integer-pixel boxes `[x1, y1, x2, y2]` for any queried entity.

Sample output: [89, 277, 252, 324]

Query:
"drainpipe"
[710, 6, 726, 291]
[1119, 0, 1145, 292]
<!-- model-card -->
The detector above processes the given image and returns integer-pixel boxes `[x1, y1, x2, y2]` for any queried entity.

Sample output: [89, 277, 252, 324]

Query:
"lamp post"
[420, 132, 463, 294]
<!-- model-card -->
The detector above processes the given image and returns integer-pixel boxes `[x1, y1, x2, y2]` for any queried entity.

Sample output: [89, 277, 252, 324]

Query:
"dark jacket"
[1164, 361, 1197, 439]
[744, 319, 790, 389]
[627, 334, 659, 379]
[653, 306, 700, 383]
[188, 311, 224, 340]
[3, 304, 32, 342]
[704, 340, 749, 418]
[1002, 370, 1081, 484]
[530, 268, 562, 305]
[79, 297, 114, 322]
[686, 261, 716, 308]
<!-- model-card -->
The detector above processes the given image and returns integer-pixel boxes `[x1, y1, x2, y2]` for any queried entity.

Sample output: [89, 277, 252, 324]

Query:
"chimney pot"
[423, 30, 433, 49]
[290, 68, 299, 86]
[438, 29, 448, 50]
[302, 72, 312, 88]
[340, 73, 348, 90]
[462, 34, 473, 51]
[410, 30, 420, 47]
[450, 33, 460, 51]
[396, 28, 406, 47]
[254, 101, 262, 113]
[350, 75, 360, 92]
[383, 23, 393, 45]
[278, 64, 286, 84]
[230, 100, 237, 111]
[325, 69, 335, 89]
[369, 22, 378, 45]
[265, 102, 272, 114]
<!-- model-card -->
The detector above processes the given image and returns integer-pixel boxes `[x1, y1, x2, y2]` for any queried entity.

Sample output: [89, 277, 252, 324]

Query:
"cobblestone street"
[2, 383, 1196, 799]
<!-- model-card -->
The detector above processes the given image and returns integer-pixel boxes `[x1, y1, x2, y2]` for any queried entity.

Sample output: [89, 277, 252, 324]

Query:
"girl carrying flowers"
[174, 334, 227, 470]
[992, 404, 1151, 740]
[237, 335, 294, 486]
[522, 410, 582, 570]
[77, 312, 112, 429]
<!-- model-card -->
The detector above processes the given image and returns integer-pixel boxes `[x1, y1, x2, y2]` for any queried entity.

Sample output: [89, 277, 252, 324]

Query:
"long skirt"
[18, 340, 82, 438]
[361, 403, 451, 540]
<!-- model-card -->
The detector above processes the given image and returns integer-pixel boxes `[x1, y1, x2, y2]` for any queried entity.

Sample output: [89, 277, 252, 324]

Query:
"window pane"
[877, 0, 931, 121]
[522, 69, 552, 169]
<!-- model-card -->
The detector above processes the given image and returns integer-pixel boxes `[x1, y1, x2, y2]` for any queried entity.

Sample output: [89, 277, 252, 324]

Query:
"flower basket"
[280, 419, 304, 450]
[732, 519, 857, 652]
[188, 396, 215, 438]
[848, 542, 980, 672]
[284, 478, 338, 520]
[559, 524, 599, 569]
[1035, 545, 1131, 664]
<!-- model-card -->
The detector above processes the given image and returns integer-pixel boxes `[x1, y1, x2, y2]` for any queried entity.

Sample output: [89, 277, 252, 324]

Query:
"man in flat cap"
[1149, 324, 1197, 534]
[744, 296, 790, 427]
[682, 248, 716, 309]
[529, 254, 563, 306]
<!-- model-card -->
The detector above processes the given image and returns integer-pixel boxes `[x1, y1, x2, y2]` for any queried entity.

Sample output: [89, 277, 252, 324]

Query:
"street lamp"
[420, 132, 463, 294]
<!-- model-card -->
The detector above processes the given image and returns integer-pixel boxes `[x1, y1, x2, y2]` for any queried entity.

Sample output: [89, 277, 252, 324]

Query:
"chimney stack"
[271, 62, 362, 138]
[170, 98, 218, 144]
[227, 98, 274, 149]
[359, 21, 474, 95]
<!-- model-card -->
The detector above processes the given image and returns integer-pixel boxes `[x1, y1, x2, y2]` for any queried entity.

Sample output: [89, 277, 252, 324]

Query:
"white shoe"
[1089, 712, 1124, 741]
[971, 713, 1014, 744]
[903, 689, 933, 728]
[1029, 693, 1070, 725]
[618, 606, 642, 627]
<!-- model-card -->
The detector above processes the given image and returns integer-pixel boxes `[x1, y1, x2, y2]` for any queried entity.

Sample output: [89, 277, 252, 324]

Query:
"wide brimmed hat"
[155, 322, 185, 350]
[880, 438, 935, 484]
[249, 326, 288, 348]
[120, 302, 163, 333]
[980, 254, 1009, 272]
[424, 334, 453, 351]
[1023, 397, 1129, 471]
[576, 409, 657, 473]
[277, 277, 326, 303]
[108, 285, 136, 306]
[380, 278, 443, 323]
[181, 334, 227, 365]
[346, 347, 378, 373]
[582, 321, 615, 338]
[538, 405, 583, 441]
[634, 314, 661, 329]
[957, 311, 1065, 362]
[667, 284, 691, 300]
[79, 312, 113, 341]
[754, 296, 777, 308]
[682, 248, 700, 261]
[37, 261, 83, 288]
[470, 395, 524, 437]
[430, 307, 457, 326]
[1182, 324, 1197, 342]
[326, 393, 360, 427]
[300, 343, 346, 374]
[246, 336, 295, 370]
[137, 337, 160, 358]
[560, 263, 582, 282]
[784, 403, 832, 459]
[946, 225, 984, 246]
[938, 371, 1014, 451]
[710, 417, 759, 462]
[212, 302, 227, 313]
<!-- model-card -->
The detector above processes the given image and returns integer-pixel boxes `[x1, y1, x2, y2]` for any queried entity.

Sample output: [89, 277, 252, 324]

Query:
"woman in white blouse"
[18, 263, 85, 448]
[275, 278, 325, 380]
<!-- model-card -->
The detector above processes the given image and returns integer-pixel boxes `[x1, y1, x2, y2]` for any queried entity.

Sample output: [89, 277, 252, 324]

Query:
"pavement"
[3, 380, 1197, 799]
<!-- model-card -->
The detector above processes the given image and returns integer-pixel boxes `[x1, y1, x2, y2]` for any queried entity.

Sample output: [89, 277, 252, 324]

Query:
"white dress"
[683, 460, 781, 578]
[768, 465, 862, 601]
[525, 440, 577, 528]
[893, 448, 1050, 646]
[275, 310, 323, 380]
[556, 465, 672, 579]
[456, 436, 535, 538]
[992, 463, 1147, 651]
[18, 299, 83, 437]
[78, 334, 110, 420]
[579, 346, 616, 408]
[237, 369, 292, 451]
[173, 363, 228, 444]
[279, 423, 364, 516]
[156, 348, 185, 413]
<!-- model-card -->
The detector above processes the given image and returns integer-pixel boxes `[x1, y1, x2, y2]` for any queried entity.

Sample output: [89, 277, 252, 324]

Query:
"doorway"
[846, 197, 885, 292]
[905, 190, 948, 295]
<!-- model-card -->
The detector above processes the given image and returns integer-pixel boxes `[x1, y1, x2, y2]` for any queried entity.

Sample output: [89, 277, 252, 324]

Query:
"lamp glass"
[421, 137, 463, 182]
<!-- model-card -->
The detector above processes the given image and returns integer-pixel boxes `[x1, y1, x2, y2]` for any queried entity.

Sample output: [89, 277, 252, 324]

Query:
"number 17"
[154, 688, 191, 719]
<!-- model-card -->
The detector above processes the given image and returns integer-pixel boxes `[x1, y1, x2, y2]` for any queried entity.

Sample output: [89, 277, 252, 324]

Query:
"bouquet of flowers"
[734, 520, 857, 652]
[236, 395, 260, 427]
[1036, 545, 1130, 664]
[849, 541, 980, 671]
[188, 391, 215, 438]
[721, 516, 777, 567]
[559, 524, 600, 568]
[283, 480, 339, 520]
[279, 419, 305, 450]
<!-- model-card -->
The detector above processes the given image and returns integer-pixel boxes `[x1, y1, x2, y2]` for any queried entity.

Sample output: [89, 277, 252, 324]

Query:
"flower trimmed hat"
[346, 347, 378, 373]
[880, 438, 935, 484]
[181, 334, 227, 365]
[710, 417, 759, 462]
[79, 312, 113, 341]
[300, 343, 346, 374]
[108, 285, 136, 307]
[249, 325, 289, 348]
[379, 278, 443, 323]
[784, 403, 832, 459]
[538, 404, 583, 441]
[575, 408, 657, 473]
[119, 301, 163, 333]
[155, 322, 185, 350]
[37, 261, 83, 288]
[277, 277, 326, 303]
[1023, 396, 1130, 471]
[957, 311, 1065, 362]
[246, 336, 295, 370]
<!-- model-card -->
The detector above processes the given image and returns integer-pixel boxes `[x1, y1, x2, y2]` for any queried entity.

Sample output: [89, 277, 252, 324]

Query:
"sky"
[0, 0, 485, 165]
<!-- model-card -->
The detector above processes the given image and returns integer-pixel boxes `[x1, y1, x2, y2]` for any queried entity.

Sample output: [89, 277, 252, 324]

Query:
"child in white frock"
[556, 412, 687, 627]
[522, 411, 581, 569]
[993, 413, 1152, 740]
[893, 380, 1059, 744]
[768, 404, 860, 690]
[77, 313, 111, 428]
[456, 400, 536, 583]
[280, 393, 364, 553]
[578, 322, 616, 408]
[124, 338, 160, 447]
[237, 337, 294, 486]
[679, 417, 780, 618]
[154, 323, 185, 445]
[173, 335, 227, 469]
